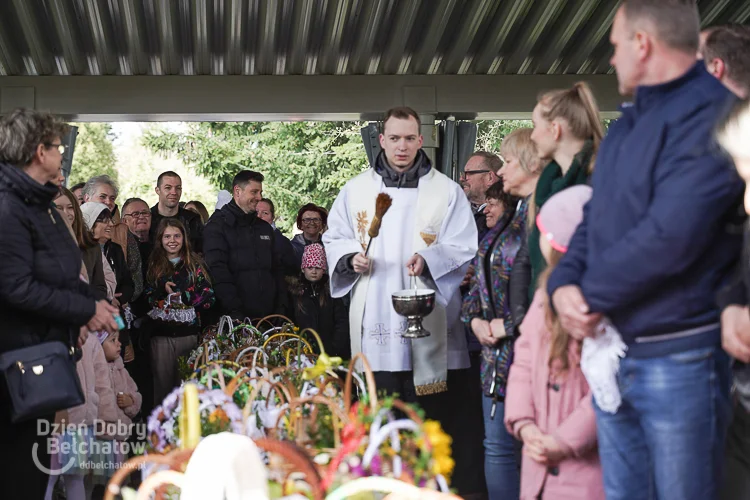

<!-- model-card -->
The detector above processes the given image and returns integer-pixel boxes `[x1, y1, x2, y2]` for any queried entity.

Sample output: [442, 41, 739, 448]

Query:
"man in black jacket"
[257, 197, 299, 276]
[149, 171, 204, 253]
[204, 170, 287, 320]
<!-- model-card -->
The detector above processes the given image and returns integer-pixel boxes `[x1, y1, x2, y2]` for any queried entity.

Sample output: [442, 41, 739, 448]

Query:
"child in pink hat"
[287, 243, 350, 358]
[504, 185, 604, 500]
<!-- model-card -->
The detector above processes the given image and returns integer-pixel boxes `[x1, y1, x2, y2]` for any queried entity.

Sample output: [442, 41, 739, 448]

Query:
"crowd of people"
[0, 132, 346, 499]
[2, 1, 750, 499]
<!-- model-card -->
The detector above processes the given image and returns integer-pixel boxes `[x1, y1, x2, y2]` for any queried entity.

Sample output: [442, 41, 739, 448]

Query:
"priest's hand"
[406, 254, 426, 276]
[352, 252, 371, 274]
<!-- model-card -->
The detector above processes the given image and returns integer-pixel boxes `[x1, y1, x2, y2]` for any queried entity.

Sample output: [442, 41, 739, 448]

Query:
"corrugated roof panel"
[0, 0, 747, 76]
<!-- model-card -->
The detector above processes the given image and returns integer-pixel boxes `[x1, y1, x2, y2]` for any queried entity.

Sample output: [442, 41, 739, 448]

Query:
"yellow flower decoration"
[300, 328, 343, 380]
[424, 420, 454, 479]
[303, 352, 342, 380]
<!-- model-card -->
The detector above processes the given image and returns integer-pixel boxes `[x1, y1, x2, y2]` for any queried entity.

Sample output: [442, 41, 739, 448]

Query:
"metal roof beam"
[11, 0, 53, 75]
[256, 0, 280, 74]
[109, 0, 148, 75]
[209, 0, 225, 75]
[471, 0, 534, 74]
[699, 0, 733, 26]
[380, 0, 421, 75]
[288, 0, 315, 74]
[410, 0, 459, 74]
[0, 16, 21, 76]
[225, 0, 244, 74]
[442, 0, 497, 75]
[303, 0, 331, 75]
[192, 0, 210, 75]
[532, 0, 601, 75]
[503, 0, 567, 74]
[79, 0, 116, 75]
[558, 2, 618, 74]
[47, 0, 84, 75]
[349, 0, 389, 75]
[728, 1, 750, 23]
[319, 0, 354, 75]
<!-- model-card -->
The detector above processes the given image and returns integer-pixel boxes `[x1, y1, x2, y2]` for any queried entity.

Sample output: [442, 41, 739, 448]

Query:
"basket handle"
[255, 314, 295, 331]
[325, 477, 460, 500]
[104, 454, 177, 500]
[273, 395, 349, 443]
[344, 352, 378, 412]
[217, 315, 234, 338]
[242, 379, 295, 424]
[253, 438, 324, 500]
[134, 470, 185, 500]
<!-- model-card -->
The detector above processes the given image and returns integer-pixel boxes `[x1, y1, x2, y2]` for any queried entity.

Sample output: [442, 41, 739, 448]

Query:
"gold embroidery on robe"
[356, 210, 369, 250]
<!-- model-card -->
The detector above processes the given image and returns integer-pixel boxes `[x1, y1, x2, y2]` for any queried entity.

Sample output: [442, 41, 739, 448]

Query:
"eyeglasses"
[96, 217, 114, 226]
[460, 169, 491, 179]
[302, 218, 322, 224]
[123, 211, 151, 219]
[45, 143, 66, 155]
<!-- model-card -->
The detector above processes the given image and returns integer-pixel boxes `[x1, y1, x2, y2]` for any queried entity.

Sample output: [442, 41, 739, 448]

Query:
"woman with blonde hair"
[526, 81, 604, 298]
[461, 129, 541, 500]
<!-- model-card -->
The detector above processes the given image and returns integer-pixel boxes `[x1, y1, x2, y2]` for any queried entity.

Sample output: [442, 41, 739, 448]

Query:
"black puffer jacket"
[150, 205, 204, 253]
[204, 199, 287, 320]
[276, 228, 300, 276]
[0, 163, 96, 353]
[287, 275, 350, 359]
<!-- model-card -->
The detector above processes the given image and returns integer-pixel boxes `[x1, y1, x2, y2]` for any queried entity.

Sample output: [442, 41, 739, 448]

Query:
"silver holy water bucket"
[391, 288, 436, 338]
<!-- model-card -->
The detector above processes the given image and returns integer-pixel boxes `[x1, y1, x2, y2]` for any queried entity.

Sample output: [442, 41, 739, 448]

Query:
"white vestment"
[323, 167, 477, 394]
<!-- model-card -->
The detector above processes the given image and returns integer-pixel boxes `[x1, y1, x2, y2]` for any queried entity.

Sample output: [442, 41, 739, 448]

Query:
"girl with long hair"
[504, 185, 603, 499]
[145, 219, 214, 404]
[55, 187, 108, 299]
[527, 81, 604, 298]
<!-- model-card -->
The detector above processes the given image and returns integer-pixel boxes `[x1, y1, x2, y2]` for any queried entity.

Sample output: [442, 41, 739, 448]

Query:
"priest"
[324, 106, 478, 493]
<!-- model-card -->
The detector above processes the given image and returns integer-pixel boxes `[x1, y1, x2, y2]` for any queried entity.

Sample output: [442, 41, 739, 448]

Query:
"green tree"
[143, 122, 369, 234]
[68, 123, 118, 186]
[474, 120, 533, 153]
[475, 117, 616, 154]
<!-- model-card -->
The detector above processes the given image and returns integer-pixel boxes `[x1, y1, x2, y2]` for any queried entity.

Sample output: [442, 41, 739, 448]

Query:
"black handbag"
[0, 341, 84, 423]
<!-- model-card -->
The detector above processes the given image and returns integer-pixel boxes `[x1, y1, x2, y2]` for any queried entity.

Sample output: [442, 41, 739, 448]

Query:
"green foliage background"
[68, 123, 118, 186]
[142, 122, 371, 234]
[69, 118, 616, 235]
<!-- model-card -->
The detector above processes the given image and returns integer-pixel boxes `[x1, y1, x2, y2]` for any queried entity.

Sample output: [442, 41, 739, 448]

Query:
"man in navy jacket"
[548, 2, 742, 499]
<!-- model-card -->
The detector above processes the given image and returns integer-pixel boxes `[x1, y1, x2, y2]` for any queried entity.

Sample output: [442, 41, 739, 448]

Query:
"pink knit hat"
[536, 185, 593, 253]
[301, 243, 327, 270]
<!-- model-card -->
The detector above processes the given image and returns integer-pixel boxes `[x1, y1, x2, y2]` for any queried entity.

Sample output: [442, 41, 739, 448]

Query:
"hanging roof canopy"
[1, 0, 747, 77]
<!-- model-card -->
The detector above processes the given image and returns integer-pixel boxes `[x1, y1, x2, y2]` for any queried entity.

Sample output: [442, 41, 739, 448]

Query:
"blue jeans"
[594, 345, 732, 500]
[482, 395, 521, 500]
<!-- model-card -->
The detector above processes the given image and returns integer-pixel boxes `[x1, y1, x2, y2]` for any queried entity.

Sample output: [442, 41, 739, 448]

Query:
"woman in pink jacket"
[504, 185, 604, 500]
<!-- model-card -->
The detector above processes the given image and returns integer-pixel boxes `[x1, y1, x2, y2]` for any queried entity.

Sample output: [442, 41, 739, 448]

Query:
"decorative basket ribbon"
[148, 293, 197, 324]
